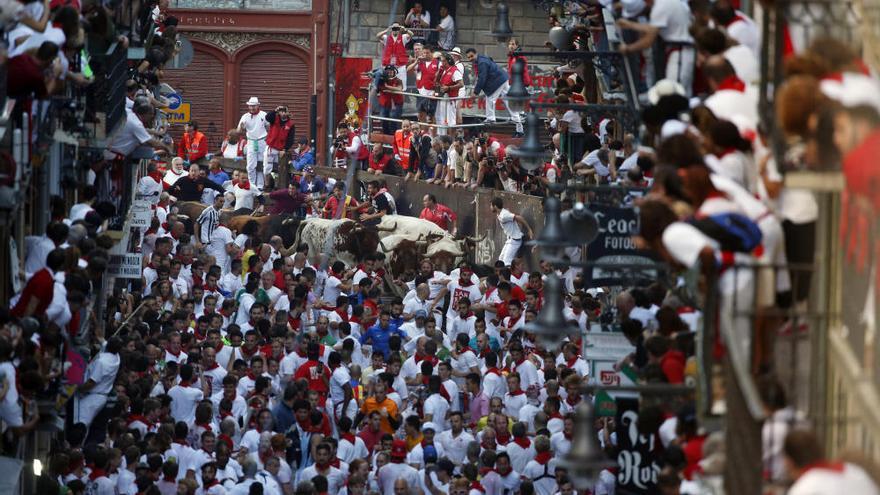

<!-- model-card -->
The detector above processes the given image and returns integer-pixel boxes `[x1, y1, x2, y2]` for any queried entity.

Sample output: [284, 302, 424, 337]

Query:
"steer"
[376, 214, 449, 239]
[293, 218, 392, 267]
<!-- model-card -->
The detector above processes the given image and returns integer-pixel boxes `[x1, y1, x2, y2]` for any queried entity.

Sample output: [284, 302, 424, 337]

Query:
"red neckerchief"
[162, 474, 176, 483]
[335, 307, 349, 322]
[240, 345, 257, 360]
[480, 439, 496, 451]
[565, 355, 581, 368]
[414, 352, 437, 365]
[716, 75, 746, 93]
[566, 395, 581, 407]
[205, 362, 220, 371]
[341, 432, 356, 444]
[148, 171, 164, 183]
[204, 479, 220, 488]
[217, 434, 234, 450]
[564, 430, 573, 441]
[179, 380, 192, 388]
[535, 451, 553, 465]
[511, 269, 523, 279]
[330, 458, 340, 469]
[196, 422, 212, 431]
[496, 465, 513, 476]
[512, 436, 531, 449]
[460, 346, 476, 354]
[166, 345, 181, 357]
[548, 412, 563, 421]
[170, 231, 180, 241]
[288, 315, 302, 330]
[486, 367, 502, 376]
[460, 312, 475, 320]
[315, 461, 331, 472]
[722, 12, 747, 27]
[479, 466, 493, 477]
[508, 389, 524, 397]
[127, 414, 149, 425]
[421, 438, 434, 448]
[495, 430, 511, 446]
[89, 468, 109, 481]
[479, 347, 492, 358]
[238, 181, 251, 190]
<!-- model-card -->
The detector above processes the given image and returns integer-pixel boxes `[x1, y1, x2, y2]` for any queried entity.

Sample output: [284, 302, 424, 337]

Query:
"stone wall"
[342, 0, 551, 62]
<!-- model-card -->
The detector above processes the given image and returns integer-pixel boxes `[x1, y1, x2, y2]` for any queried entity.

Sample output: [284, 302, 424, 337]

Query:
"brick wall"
[341, 0, 551, 62]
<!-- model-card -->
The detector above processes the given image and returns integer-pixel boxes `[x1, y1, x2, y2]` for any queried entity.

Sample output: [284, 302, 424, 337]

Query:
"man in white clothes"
[618, 0, 695, 95]
[74, 337, 122, 429]
[168, 364, 205, 424]
[434, 411, 475, 466]
[238, 97, 269, 190]
[490, 197, 534, 266]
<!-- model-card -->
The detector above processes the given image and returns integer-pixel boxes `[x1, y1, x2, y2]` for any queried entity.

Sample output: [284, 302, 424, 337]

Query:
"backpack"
[689, 212, 763, 253]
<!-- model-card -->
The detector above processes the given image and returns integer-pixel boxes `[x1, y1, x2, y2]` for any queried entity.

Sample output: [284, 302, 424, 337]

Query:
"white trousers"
[263, 147, 281, 183]
[666, 47, 696, 97]
[435, 99, 458, 136]
[396, 64, 408, 90]
[74, 392, 107, 428]
[485, 82, 524, 133]
[246, 138, 268, 189]
[499, 237, 522, 266]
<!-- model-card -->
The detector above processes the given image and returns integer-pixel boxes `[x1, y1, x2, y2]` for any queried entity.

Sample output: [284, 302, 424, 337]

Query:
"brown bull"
[226, 214, 302, 247]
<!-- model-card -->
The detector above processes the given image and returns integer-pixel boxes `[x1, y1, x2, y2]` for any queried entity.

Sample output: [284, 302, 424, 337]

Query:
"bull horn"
[378, 239, 388, 251]
[375, 222, 398, 232]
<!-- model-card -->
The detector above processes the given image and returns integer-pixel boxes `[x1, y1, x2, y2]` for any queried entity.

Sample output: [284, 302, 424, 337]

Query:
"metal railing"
[87, 42, 129, 139]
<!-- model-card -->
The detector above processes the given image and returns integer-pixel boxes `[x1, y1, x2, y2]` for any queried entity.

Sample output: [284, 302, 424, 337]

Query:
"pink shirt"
[469, 391, 490, 426]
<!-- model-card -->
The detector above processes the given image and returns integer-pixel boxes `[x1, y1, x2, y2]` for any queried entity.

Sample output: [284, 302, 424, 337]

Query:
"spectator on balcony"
[466, 48, 524, 137]
[435, 5, 455, 51]
[435, 53, 463, 137]
[405, 2, 431, 42]
[265, 106, 296, 182]
[694, 27, 759, 85]
[11, 248, 65, 318]
[167, 164, 224, 203]
[163, 157, 187, 188]
[24, 221, 68, 278]
[177, 121, 208, 163]
[377, 65, 405, 136]
[408, 46, 440, 124]
[376, 23, 412, 90]
[6, 40, 61, 99]
[207, 157, 230, 185]
[105, 100, 172, 159]
[292, 138, 316, 172]
[617, 0, 695, 96]
[367, 143, 392, 175]
[710, 0, 760, 57]
[238, 96, 269, 191]
[221, 129, 246, 160]
[74, 336, 122, 433]
[8, 5, 77, 57]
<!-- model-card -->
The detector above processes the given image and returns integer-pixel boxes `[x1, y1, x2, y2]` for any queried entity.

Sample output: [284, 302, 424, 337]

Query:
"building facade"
[164, 0, 331, 158]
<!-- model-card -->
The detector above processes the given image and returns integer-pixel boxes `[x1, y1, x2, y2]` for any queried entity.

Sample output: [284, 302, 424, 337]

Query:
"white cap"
[246, 96, 260, 106]
[820, 72, 880, 114]
[450, 47, 462, 57]
[647, 79, 686, 106]
[621, 0, 646, 19]
[660, 119, 690, 139]
[422, 422, 438, 432]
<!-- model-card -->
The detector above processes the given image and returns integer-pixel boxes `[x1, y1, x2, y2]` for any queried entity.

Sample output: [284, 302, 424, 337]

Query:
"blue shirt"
[208, 170, 230, 184]
[359, 322, 407, 359]
[293, 149, 316, 171]
[272, 400, 296, 433]
[298, 177, 325, 195]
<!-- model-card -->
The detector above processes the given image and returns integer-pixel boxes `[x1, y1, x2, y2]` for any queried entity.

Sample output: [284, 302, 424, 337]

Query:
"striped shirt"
[196, 206, 220, 244]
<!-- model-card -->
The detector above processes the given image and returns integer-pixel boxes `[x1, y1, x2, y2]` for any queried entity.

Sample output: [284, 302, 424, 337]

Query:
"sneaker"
[483, 118, 497, 124]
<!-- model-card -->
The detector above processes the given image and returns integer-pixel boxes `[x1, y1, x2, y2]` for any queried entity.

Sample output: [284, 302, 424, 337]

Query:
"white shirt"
[329, 365, 351, 405]
[789, 463, 880, 495]
[323, 275, 343, 305]
[137, 176, 163, 204]
[238, 111, 268, 140]
[164, 168, 187, 187]
[561, 110, 584, 134]
[168, 383, 204, 423]
[505, 441, 535, 474]
[207, 226, 235, 275]
[85, 351, 121, 395]
[435, 429, 475, 465]
[482, 370, 507, 399]
[649, 0, 694, 43]
[423, 394, 451, 431]
[497, 208, 523, 240]
[23, 235, 54, 277]
[0, 362, 22, 428]
[522, 458, 559, 495]
[724, 44, 760, 84]
[437, 14, 456, 50]
[550, 431, 572, 457]
[338, 435, 370, 464]
[233, 184, 257, 211]
[725, 11, 760, 56]
[107, 109, 152, 157]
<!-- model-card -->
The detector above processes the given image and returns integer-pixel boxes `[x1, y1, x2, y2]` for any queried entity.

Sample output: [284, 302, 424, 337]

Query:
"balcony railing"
[171, 0, 311, 10]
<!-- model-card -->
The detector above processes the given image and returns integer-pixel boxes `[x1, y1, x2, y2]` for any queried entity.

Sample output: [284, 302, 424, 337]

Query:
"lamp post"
[491, 2, 514, 43]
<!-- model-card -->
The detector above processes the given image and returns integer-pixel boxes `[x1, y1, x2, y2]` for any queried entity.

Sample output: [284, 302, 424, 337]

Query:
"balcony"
[172, 0, 311, 10]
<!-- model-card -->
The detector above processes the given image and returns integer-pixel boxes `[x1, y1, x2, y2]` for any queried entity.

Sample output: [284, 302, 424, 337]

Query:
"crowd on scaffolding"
[3, 0, 880, 495]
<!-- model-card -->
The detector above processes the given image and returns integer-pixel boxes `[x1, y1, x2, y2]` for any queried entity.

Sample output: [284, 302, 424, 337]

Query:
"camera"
[485, 157, 497, 168]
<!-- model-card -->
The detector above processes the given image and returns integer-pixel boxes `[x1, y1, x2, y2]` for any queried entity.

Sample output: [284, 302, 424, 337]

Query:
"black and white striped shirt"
[196, 206, 220, 244]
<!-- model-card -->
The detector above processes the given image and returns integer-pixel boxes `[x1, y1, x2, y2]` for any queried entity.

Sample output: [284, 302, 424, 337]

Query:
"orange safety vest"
[393, 130, 413, 170]
[181, 131, 206, 160]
